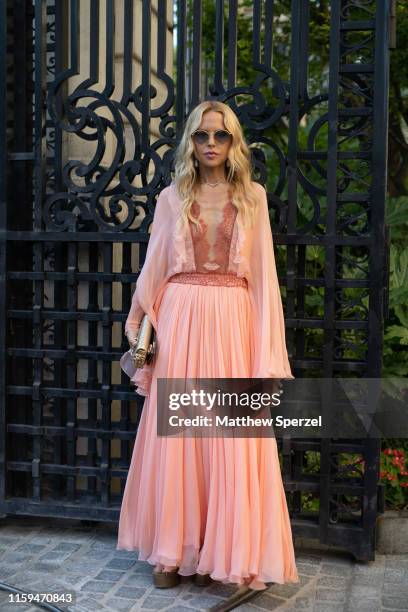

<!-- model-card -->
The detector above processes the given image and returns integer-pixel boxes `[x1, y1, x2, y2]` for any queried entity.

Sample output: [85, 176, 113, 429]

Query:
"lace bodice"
[189, 194, 238, 274]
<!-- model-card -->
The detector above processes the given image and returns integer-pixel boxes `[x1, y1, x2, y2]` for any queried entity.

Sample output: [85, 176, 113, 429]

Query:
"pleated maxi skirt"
[116, 272, 300, 591]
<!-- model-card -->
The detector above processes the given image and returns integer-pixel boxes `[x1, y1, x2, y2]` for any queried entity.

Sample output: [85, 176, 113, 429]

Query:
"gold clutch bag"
[129, 314, 157, 369]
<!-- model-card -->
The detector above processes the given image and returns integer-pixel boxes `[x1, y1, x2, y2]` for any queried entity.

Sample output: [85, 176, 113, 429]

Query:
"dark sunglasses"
[192, 129, 232, 145]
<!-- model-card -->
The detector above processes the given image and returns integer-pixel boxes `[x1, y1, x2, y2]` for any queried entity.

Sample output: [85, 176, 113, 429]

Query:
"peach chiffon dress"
[116, 189, 300, 591]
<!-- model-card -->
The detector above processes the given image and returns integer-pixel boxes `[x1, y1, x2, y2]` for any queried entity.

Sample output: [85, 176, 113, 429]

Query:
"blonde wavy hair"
[172, 100, 259, 233]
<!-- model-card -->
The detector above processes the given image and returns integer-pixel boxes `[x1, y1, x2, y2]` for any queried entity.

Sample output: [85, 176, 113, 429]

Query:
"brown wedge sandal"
[192, 572, 214, 586]
[152, 567, 181, 588]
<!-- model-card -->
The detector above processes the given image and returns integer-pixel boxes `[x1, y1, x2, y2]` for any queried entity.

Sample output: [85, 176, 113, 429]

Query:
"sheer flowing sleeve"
[124, 186, 172, 336]
[122, 186, 173, 397]
[247, 183, 294, 380]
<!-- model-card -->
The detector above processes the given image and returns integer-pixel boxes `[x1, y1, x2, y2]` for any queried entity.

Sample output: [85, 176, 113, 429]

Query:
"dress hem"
[115, 543, 300, 590]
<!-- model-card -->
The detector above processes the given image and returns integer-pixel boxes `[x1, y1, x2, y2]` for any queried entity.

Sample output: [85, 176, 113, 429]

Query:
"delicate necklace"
[200, 179, 227, 188]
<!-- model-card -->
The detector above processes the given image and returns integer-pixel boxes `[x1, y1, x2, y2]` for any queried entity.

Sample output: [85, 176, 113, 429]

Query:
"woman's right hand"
[125, 329, 139, 349]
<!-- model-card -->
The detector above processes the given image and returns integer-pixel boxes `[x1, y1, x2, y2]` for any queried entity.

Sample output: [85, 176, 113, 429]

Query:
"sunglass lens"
[215, 130, 231, 143]
[193, 131, 208, 144]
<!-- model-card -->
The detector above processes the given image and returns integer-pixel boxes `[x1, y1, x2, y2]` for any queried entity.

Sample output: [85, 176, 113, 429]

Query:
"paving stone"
[182, 594, 232, 609]
[316, 575, 348, 588]
[89, 540, 115, 549]
[0, 605, 34, 612]
[89, 538, 117, 548]
[0, 565, 18, 579]
[320, 563, 352, 577]
[68, 557, 107, 569]
[0, 591, 12, 603]
[383, 582, 408, 597]
[93, 569, 125, 582]
[382, 603, 408, 612]
[114, 586, 147, 599]
[0, 535, 19, 545]
[28, 535, 53, 545]
[206, 582, 243, 597]
[4, 569, 56, 586]
[384, 567, 407, 583]
[295, 563, 320, 576]
[233, 606, 277, 612]
[313, 605, 345, 612]
[115, 549, 139, 558]
[132, 561, 155, 575]
[228, 593, 285, 610]
[1, 552, 34, 565]
[315, 587, 346, 603]
[68, 536, 95, 545]
[346, 600, 382, 612]
[63, 560, 105, 573]
[59, 572, 88, 588]
[39, 551, 72, 561]
[30, 562, 62, 572]
[384, 555, 408, 570]
[27, 581, 74, 595]
[51, 542, 82, 553]
[382, 596, 408, 611]
[295, 575, 311, 588]
[79, 579, 116, 594]
[166, 607, 198, 612]
[81, 548, 111, 561]
[349, 572, 384, 587]
[352, 563, 384, 576]
[266, 582, 302, 598]
[321, 555, 353, 567]
[349, 584, 382, 598]
[296, 553, 322, 564]
[105, 596, 139, 611]
[33, 560, 69, 573]
[67, 596, 109, 612]
[106, 557, 138, 570]
[16, 543, 47, 554]
[122, 573, 153, 588]
[292, 596, 315, 610]
[140, 595, 178, 609]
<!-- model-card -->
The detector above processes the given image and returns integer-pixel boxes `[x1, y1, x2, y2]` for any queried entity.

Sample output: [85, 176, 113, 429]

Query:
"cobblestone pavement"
[0, 516, 406, 612]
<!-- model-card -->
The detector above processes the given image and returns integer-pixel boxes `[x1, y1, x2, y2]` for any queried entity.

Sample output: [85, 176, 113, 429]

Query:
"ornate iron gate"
[0, 0, 391, 561]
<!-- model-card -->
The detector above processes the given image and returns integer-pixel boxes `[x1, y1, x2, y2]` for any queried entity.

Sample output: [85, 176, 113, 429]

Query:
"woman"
[116, 100, 299, 606]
